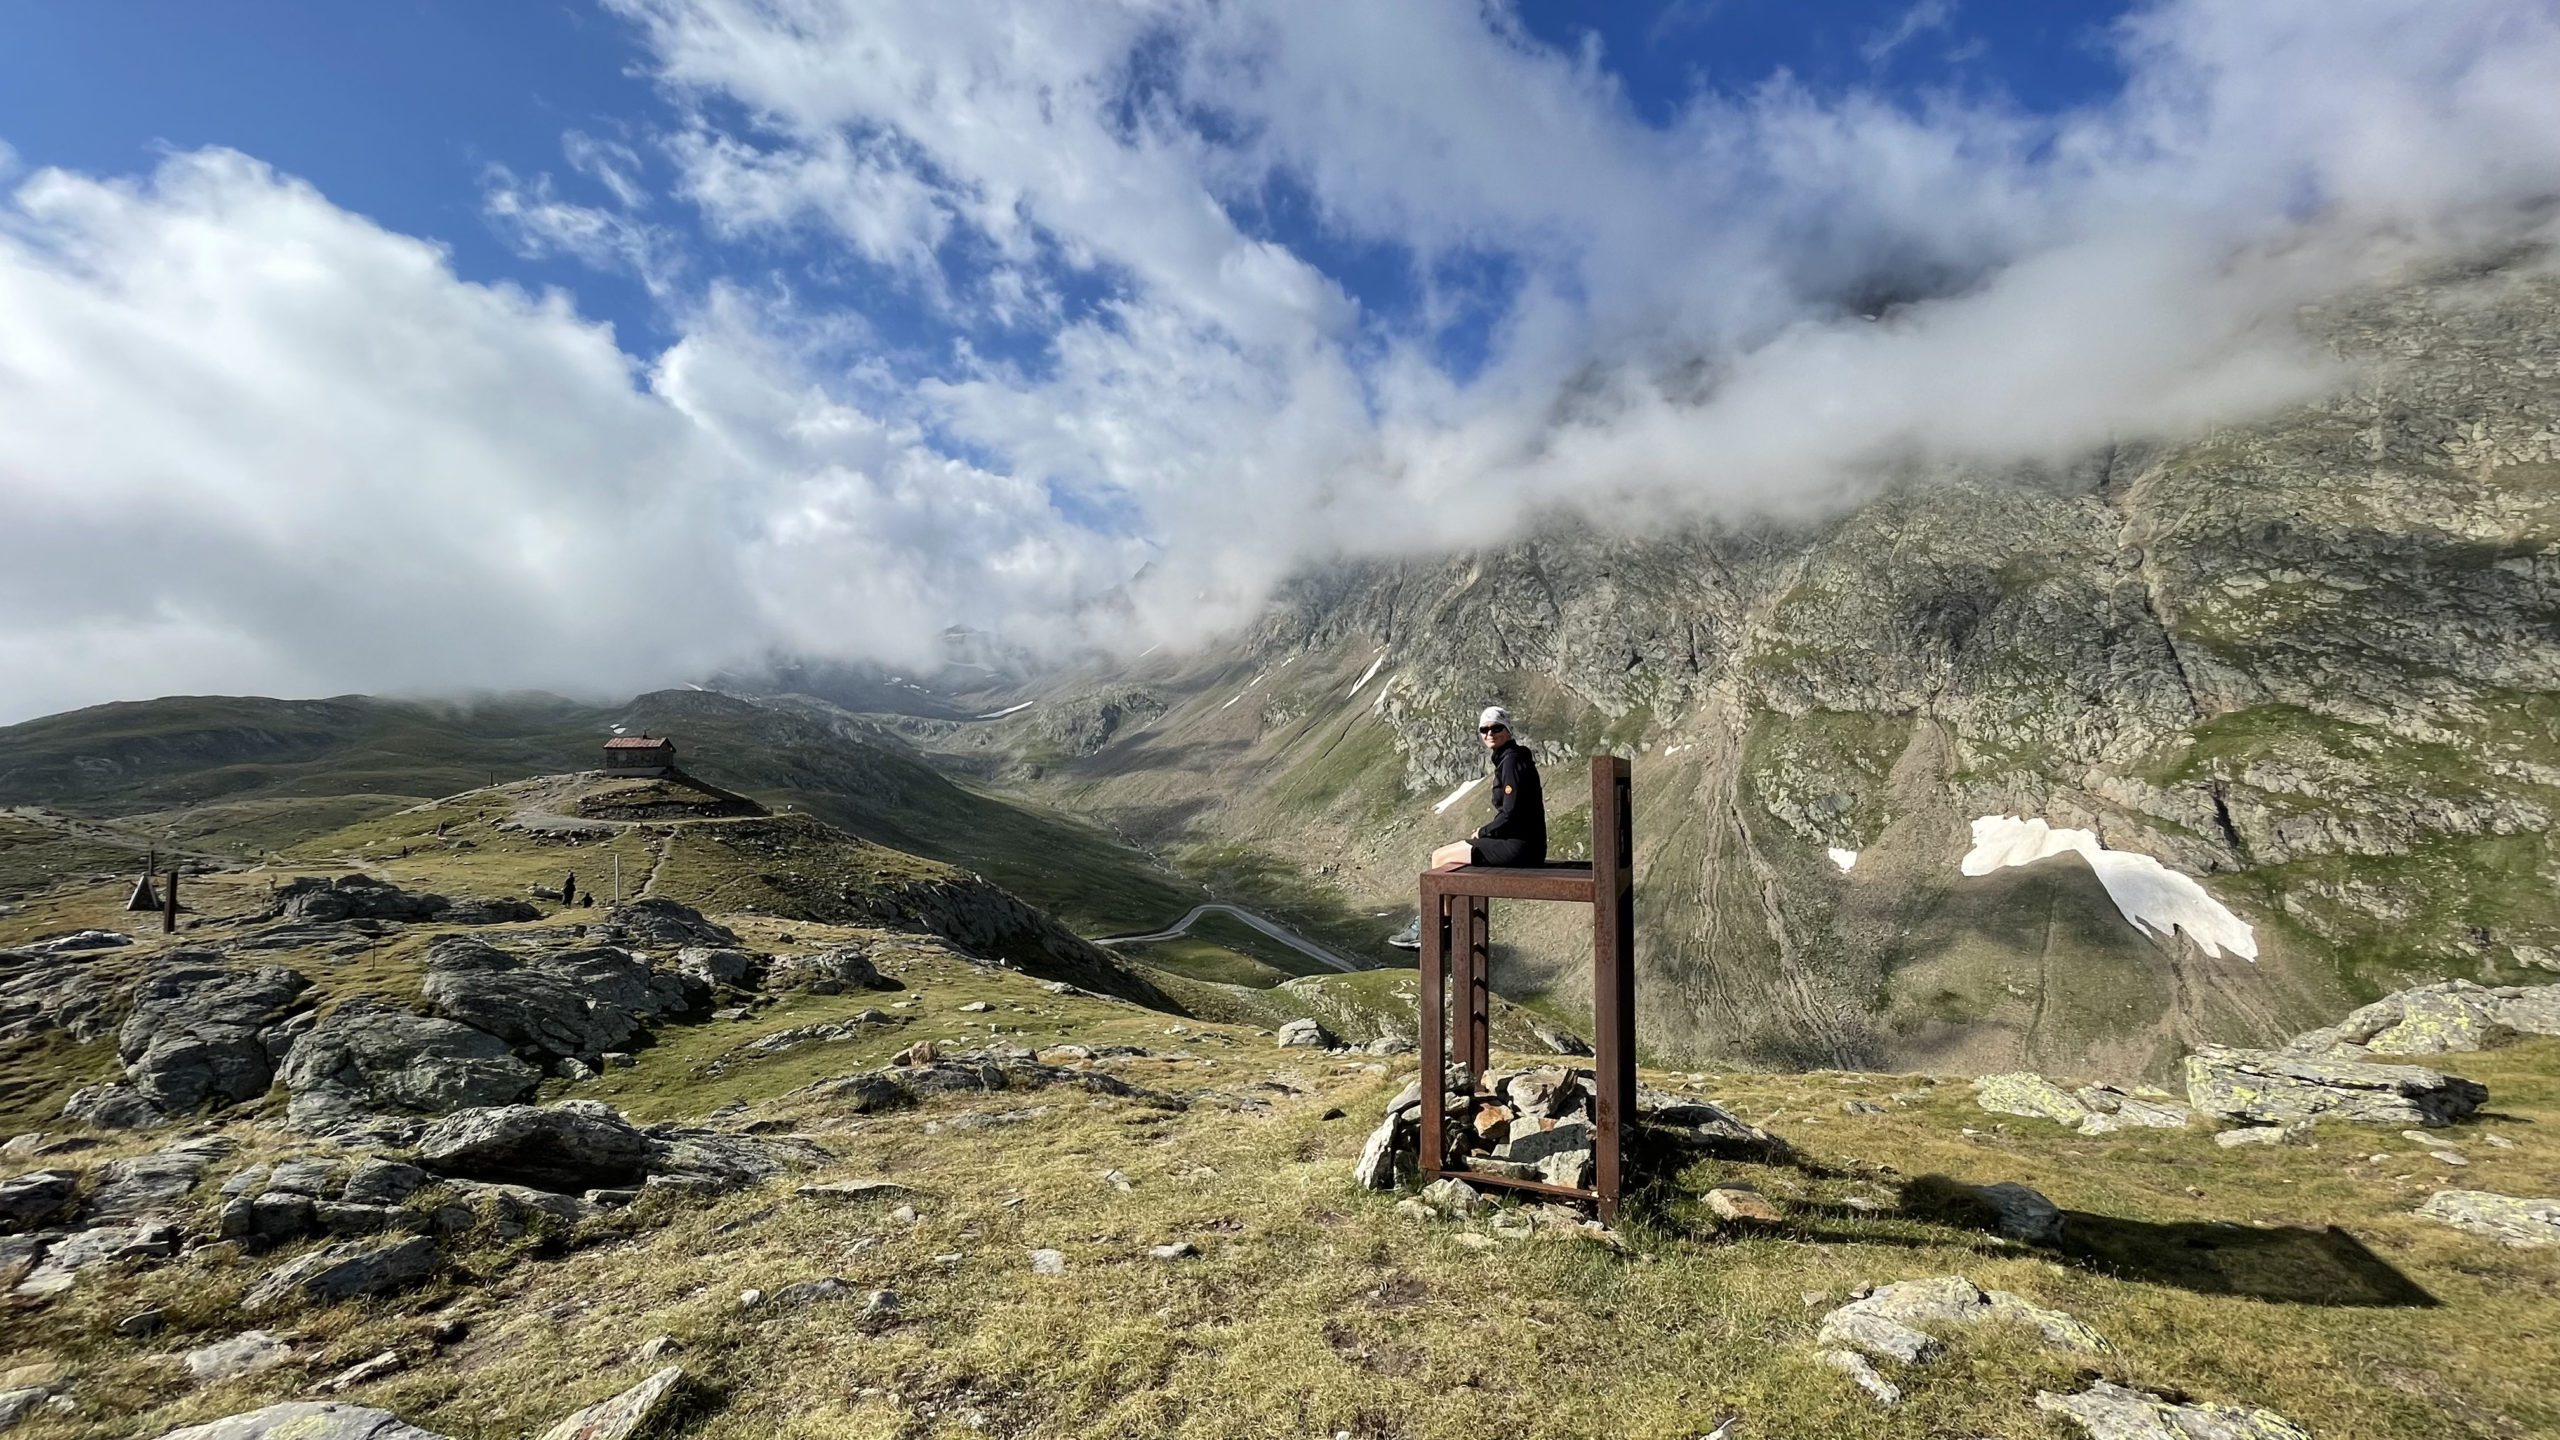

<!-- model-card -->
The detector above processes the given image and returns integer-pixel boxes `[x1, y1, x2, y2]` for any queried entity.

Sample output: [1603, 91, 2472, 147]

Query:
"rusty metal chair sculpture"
[1418, 754, 1635, 1219]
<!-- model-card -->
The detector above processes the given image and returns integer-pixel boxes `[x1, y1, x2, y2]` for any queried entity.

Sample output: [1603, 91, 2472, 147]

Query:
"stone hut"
[602, 736, 676, 778]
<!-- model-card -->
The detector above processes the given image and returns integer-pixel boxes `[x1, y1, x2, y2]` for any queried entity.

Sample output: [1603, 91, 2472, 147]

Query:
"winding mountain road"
[1093, 903, 1367, 974]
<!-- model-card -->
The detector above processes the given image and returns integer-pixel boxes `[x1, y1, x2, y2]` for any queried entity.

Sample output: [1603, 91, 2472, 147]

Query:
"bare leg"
[1428, 839, 1473, 871]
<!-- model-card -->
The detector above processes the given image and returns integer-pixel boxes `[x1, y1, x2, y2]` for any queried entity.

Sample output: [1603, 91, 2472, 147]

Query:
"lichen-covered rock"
[1819, 1276, 2109, 1365]
[420, 937, 703, 1067]
[2416, 1189, 2560, 1247]
[1973, 1073, 2090, 1126]
[2034, 1380, 2312, 1439]
[2185, 1045, 2485, 1127]
[595, 898, 738, 952]
[2289, 980, 2560, 1057]
[1971, 1181, 2066, 1244]
[764, 946, 886, 993]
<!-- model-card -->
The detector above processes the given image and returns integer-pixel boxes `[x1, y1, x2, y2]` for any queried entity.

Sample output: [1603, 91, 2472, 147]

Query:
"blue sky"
[1, 1, 2553, 719]
[0, 1, 2134, 380]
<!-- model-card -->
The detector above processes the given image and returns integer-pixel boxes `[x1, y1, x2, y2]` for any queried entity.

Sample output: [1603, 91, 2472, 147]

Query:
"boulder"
[150, 1402, 452, 1440]
[117, 966, 313, 1114]
[531, 1366, 684, 1440]
[765, 947, 886, 993]
[59, 1082, 169, 1130]
[2416, 1190, 2560, 1247]
[2185, 1046, 2486, 1127]
[1818, 1276, 2108, 1365]
[1275, 1018, 1332, 1049]
[279, 1000, 539, 1138]
[1637, 1090, 1788, 1155]
[85, 1137, 234, 1224]
[420, 937, 702, 1067]
[1969, 1181, 2066, 1245]
[2214, 1122, 2315, 1148]
[341, 1159, 430, 1207]
[595, 898, 738, 952]
[1972, 1073, 2090, 1126]
[2034, 1380, 2311, 1439]
[678, 946, 762, 988]
[241, 1234, 438, 1313]
[416, 1103, 656, 1191]
[2288, 980, 2560, 1057]
[0, 1170, 75, 1233]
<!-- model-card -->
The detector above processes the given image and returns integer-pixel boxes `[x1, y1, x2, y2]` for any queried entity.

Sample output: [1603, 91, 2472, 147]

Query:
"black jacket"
[1475, 741, 1546, 852]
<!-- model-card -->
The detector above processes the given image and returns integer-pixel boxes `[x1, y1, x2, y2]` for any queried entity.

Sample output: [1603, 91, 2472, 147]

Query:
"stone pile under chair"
[1441, 1063, 1605, 1190]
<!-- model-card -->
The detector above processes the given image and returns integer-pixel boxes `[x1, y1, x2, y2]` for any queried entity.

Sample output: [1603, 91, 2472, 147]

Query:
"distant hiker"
[1429, 706, 1546, 869]
[562, 871, 578, 907]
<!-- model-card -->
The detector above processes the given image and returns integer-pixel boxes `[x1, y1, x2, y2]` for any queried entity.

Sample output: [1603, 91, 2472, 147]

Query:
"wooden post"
[162, 864, 179, 935]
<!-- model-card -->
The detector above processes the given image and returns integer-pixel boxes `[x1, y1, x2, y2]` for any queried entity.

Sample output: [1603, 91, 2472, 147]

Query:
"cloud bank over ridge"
[3, 0, 2558, 721]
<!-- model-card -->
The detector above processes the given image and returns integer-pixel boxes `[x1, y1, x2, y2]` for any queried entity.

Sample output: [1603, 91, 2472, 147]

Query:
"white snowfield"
[1432, 775, 1486, 815]
[975, 701, 1035, 720]
[1960, 815, 2257, 961]
[1827, 848, 1858, 872]
[1346, 650, 1388, 699]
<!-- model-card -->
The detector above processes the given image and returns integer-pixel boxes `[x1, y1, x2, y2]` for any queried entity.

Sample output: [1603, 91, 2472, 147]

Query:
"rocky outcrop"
[2034, 1380, 2312, 1439]
[278, 1000, 539, 1139]
[2287, 980, 2560, 1057]
[420, 936, 703, 1068]
[593, 898, 739, 952]
[0, 945, 125, 1044]
[267, 874, 537, 926]
[2416, 1190, 2560, 1247]
[58, 1082, 168, 1130]
[0, 1171, 74, 1233]
[2184, 1045, 2486, 1128]
[1816, 1276, 2105, 1409]
[118, 964, 311, 1115]
[764, 946, 889, 994]
[530, 1366, 684, 1440]
[417, 1102, 657, 1191]
[240, 1233, 439, 1313]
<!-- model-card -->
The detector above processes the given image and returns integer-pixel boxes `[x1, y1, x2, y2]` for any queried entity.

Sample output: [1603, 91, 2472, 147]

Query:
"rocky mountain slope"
[937, 258, 2560, 1080]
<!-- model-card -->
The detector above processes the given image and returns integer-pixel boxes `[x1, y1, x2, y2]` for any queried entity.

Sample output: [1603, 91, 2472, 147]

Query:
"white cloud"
[1861, 0, 1959, 68]
[0, 149, 1130, 721]
[4, 1, 2560, 719]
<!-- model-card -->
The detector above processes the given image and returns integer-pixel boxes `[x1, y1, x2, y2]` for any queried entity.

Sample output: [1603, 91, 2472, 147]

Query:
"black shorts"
[1470, 837, 1545, 867]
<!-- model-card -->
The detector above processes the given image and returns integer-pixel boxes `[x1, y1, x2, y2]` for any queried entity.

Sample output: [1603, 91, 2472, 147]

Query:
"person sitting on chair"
[1430, 706, 1547, 869]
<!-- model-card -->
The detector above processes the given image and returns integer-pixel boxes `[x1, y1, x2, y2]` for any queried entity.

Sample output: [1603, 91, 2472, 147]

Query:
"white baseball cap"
[1477, 706, 1512, 730]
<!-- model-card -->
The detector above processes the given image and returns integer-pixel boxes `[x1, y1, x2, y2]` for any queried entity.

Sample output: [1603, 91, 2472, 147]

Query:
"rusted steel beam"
[1418, 882, 1448, 1183]
[1429, 863, 1595, 904]
[1590, 755, 1635, 1223]
[1463, 893, 1491, 1076]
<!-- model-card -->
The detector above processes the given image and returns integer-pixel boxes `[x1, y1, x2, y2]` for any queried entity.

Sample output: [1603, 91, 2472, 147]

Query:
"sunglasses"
[1477, 724, 1506, 734]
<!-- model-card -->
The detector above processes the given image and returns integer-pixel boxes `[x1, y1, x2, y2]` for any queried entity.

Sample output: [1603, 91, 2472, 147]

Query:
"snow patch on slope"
[1960, 816, 2256, 961]
[976, 701, 1035, 720]
[1432, 775, 1486, 815]
[1827, 848, 1858, 873]
[1346, 650, 1388, 699]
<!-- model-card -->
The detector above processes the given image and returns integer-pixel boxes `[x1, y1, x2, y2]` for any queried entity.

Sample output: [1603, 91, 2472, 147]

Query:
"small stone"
[636, 1335, 683, 1362]
[1098, 1169, 1133, 1193]
[866, 1289, 900, 1314]
[185, 1329, 293, 1383]
[890, 1205, 919, 1225]
[533, 1365, 685, 1440]
[2485, 1134, 2516, 1150]
[1029, 1248, 1066, 1275]
[602, 1052, 636, 1069]
[319, 1349, 406, 1393]
[1969, 1182, 2064, 1245]
[1275, 1018, 1333, 1048]
[1705, 1187, 1782, 1223]
[738, 1288, 765, 1309]
[1148, 1242, 1199, 1260]
[770, 1277, 851, 1307]
[117, 1308, 167, 1338]
[2431, 1150, 2469, 1166]
[1415, 1177, 1480, 1217]
[1452, 1232, 1500, 1251]
[958, 1001, 992, 1014]
[2416, 1190, 2560, 1247]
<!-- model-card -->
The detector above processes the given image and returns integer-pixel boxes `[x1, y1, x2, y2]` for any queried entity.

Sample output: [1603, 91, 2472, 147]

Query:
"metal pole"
[162, 864, 179, 935]
[612, 852, 621, 905]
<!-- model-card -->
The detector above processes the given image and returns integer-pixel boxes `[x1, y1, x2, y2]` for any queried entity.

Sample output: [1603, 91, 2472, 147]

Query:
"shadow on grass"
[1898, 1173, 2439, 1308]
